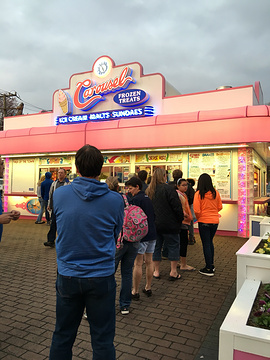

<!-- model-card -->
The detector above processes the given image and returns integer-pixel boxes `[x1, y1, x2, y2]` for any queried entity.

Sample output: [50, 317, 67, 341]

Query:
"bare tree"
[0, 93, 22, 130]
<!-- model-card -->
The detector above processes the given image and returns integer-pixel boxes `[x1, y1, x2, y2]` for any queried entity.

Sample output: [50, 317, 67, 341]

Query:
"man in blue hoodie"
[40, 172, 53, 225]
[49, 145, 124, 360]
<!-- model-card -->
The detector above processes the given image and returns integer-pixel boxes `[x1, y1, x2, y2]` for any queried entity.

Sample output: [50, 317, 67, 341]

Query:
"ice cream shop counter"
[254, 197, 270, 216]
[4, 193, 41, 218]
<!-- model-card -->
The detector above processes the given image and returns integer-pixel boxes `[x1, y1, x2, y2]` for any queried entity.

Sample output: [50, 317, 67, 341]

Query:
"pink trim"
[20, 215, 36, 220]
[247, 105, 269, 117]
[5, 193, 36, 197]
[234, 349, 269, 360]
[216, 230, 238, 237]
[1, 105, 270, 155]
[199, 107, 247, 121]
[156, 112, 199, 125]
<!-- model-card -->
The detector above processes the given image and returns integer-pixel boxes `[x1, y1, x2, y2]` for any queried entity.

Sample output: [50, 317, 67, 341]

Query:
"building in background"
[1, 56, 270, 237]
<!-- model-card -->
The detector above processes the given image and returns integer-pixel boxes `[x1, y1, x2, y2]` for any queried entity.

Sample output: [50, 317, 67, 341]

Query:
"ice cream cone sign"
[58, 89, 72, 115]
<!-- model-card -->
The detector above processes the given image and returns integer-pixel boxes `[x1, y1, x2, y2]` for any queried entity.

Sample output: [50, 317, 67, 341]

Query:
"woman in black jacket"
[146, 168, 184, 280]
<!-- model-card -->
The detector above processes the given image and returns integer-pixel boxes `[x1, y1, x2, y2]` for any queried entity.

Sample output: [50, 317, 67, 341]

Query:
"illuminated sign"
[55, 56, 155, 125]
[56, 106, 155, 125]
[113, 89, 149, 107]
[71, 66, 136, 113]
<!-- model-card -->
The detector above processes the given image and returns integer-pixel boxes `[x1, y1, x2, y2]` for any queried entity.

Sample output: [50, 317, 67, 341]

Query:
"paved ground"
[0, 219, 246, 360]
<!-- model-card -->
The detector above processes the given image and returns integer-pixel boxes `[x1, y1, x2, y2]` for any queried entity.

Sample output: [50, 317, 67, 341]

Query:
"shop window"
[254, 167, 260, 198]
[39, 167, 72, 182]
[167, 165, 182, 182]
[100, 166, 130, 184]
[11, 159, 35, 193]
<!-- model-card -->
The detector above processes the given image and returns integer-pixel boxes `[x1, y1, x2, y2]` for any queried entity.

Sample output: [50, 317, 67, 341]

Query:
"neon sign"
[55, 106, 155, 125]
[73, 66, 136, 112]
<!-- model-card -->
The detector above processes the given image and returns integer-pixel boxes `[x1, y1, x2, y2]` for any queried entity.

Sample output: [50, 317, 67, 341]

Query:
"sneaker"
[43, 241, 55, 248]
[35, 221, 45, 224]
[199, 267, 214, 277]
[131, 293, 140, 301]
[142, 288, 152, 297]
[120, 307, 129, 315]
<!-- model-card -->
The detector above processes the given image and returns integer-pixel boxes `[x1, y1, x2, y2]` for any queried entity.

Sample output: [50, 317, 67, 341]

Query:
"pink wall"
[234, 349, 269, 360]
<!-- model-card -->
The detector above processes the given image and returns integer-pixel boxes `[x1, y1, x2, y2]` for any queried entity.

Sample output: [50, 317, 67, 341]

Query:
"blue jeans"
[49, 273, 116, 360]
[37, 199, 50, 223]
[115, 242, 139, 308]
[36, 198, 44, 222]
[153, 233, 180, 261]
[198, 223, 218, 270]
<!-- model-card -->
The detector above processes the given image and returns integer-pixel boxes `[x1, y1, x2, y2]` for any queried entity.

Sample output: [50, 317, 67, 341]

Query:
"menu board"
[188, 151, 231, 199]
[135, 153, 182, 163]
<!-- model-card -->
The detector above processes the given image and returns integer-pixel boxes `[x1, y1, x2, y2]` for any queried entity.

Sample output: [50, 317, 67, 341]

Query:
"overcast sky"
[1, 0, 270, 114]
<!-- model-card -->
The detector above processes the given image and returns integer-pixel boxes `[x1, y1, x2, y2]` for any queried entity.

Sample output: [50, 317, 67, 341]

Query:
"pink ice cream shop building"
[1, 55, 270, 239]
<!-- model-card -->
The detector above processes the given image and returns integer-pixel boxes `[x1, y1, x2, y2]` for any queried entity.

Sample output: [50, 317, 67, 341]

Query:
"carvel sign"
[55, 56, 154, 125]
[74, 66, 135, 111]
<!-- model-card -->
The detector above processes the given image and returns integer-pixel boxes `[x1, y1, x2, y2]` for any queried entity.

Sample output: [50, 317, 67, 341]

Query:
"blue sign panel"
[113, 89, 149, 107]
[55, 106, 155, 125]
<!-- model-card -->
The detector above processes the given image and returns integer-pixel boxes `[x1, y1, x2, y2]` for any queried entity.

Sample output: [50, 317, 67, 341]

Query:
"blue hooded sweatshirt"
[41, 172, 53, 201]
[53, 177, 124, 278]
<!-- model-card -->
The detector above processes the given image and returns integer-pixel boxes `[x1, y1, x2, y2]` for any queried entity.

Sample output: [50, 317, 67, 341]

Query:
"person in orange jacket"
[193, 173, 222, 277]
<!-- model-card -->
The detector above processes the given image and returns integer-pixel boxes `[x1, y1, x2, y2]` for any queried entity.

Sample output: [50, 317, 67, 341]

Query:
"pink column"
[238, 148, 254, 237]
[4, 157, 9, 212]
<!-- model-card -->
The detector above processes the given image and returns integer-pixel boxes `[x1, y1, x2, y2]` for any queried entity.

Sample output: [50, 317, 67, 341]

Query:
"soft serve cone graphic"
[58, 90, 69, 114]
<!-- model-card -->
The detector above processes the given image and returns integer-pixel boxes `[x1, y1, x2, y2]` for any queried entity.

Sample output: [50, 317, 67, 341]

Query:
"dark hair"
[187, 178, 195, 187]
[58, 168, 66, 174]
[196, 173, 216, 199]
[172, 170, 183, 187]
[138, 170, 148, 182]
[75, 144, 104, 177]
[172, 169, 183, 181]
[125, 176, 142, 190]
[177, 178, 187, 186]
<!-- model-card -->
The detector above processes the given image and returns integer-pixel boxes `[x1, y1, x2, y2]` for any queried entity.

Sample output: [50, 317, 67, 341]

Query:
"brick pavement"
[0, 219, 246, 360]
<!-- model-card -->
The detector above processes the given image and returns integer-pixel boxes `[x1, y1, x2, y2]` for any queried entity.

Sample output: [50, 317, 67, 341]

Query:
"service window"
[100, 165, 130, 184]
[254, 167, 260, 198]
[11, 159, 36, 193]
